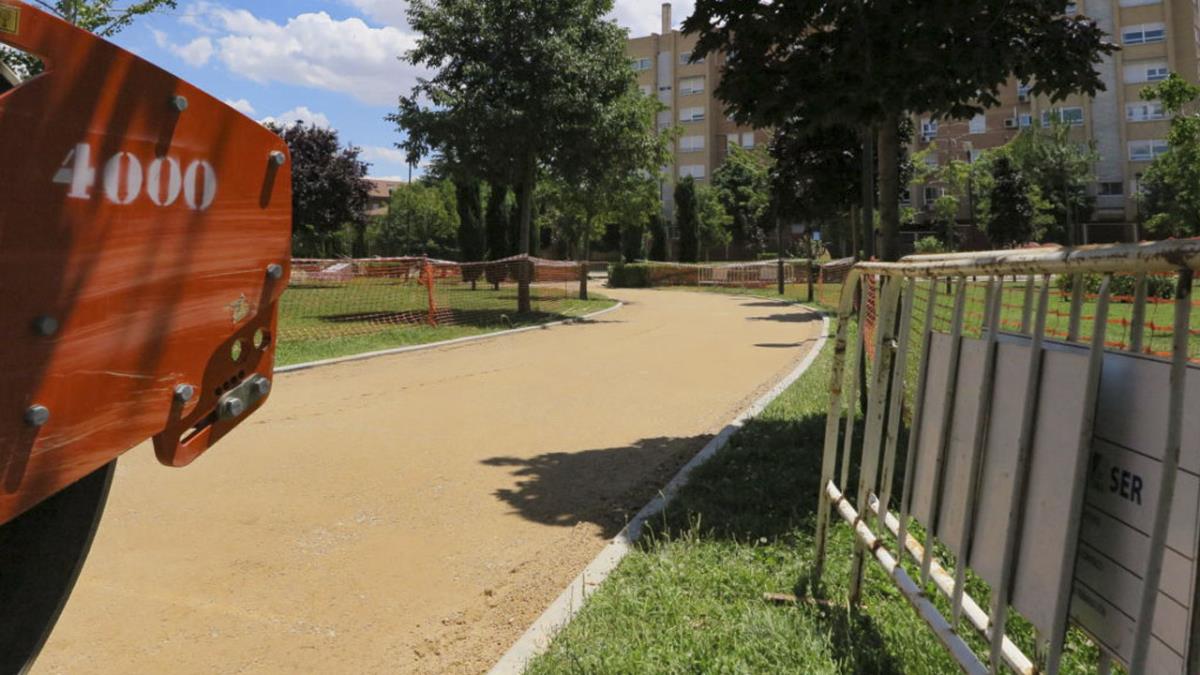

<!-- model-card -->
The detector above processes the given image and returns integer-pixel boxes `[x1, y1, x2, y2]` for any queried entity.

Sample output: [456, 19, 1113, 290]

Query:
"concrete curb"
[274, 302, 625, 375]
[488, 305, 832, 675]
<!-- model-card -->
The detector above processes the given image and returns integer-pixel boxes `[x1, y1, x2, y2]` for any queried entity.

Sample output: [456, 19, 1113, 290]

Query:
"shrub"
[1054, 273, 1177, 300]
[608, 263, 652, 288]
[914, 236, 947, 255]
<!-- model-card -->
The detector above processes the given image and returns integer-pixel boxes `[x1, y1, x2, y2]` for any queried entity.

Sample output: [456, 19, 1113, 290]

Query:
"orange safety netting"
[281, 255, 586, 350]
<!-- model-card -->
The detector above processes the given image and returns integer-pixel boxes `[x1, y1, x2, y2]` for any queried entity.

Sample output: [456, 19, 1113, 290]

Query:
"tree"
[269, 122, 371, 258]
[712, 145, 772, 253]
[686, 0, 1115, 260]
[455, 180, 485, 261]
[2, 0, 177, 76]
[985, 155, 1038, 247]
[394, 0, 633, 312]
[1139, 74, 1200, 238]
[1006, 121, 1097, 245]
[696, 184, 733, 259]
[484, 185, 511, 260]
[621, 220, 645, 263]
[675, 177, 700, 263]
[367, 180, 459, 257]
[648, 214, 669, 261]
[771, 121, 862, 257]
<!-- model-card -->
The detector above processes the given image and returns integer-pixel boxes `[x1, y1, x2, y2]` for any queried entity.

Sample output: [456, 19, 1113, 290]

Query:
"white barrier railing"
[814, 240, 1200, 674]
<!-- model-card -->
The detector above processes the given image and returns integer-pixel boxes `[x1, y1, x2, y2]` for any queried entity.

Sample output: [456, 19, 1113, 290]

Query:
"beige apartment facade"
[627, 3, 769, 220]
[916, 0, 1200, 235]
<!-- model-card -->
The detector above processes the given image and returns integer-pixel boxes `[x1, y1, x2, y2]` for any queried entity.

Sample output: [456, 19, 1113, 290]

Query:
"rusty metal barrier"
[814, 240, 1200, 674]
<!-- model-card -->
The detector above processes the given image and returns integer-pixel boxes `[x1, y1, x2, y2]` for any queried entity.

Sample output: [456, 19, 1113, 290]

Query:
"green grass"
[276, 282, 615, 366]
[527, 319, 1112, 675]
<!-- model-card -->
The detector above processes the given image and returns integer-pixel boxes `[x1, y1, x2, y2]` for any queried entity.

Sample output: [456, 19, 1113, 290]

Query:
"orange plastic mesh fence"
[281, 255, 584, 348]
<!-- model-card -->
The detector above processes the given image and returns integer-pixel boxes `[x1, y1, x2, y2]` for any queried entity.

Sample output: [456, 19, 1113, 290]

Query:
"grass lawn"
[527, 308, 1115, 674]
[276, 282, 616, 366]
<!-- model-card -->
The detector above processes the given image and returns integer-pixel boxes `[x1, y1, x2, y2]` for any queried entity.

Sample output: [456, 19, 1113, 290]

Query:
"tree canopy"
[985, 155, 1038, 248]
[269, 122, 371, 259]
[685, 0, 1116, 260]
[1139, 74, 1200, 238]
[675, 177, 700, 263]
[712, 145, 772, 253]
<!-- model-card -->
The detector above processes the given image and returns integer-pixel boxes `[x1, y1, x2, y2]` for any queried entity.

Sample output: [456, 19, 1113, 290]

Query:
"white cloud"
[223, 98, 256, 115]
[342, 0, 411, 29]
[152, 28, 214, 67]
[175, 4, 420, 106]
[260, 106, 331, 129]
[610, 0, 695, 37]
[175, 36, 215, 66]
[360, 145, 408, 164]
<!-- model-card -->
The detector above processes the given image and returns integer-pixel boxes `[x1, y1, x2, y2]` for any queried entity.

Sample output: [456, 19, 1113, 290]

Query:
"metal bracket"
[217, 375, 271, 421]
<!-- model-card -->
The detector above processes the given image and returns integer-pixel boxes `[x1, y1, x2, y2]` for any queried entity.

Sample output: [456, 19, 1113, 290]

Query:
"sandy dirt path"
[35, 289, 823, 675]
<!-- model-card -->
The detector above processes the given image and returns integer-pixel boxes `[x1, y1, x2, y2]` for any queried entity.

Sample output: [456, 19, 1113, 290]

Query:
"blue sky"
[110, 1, 695, 181]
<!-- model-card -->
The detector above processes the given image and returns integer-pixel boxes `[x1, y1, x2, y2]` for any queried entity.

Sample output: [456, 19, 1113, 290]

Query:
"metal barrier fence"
[814, 241, 1200, 674]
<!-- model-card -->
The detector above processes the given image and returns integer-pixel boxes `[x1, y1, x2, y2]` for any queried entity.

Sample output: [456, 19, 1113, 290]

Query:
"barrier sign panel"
[909, 334, 1200, 672]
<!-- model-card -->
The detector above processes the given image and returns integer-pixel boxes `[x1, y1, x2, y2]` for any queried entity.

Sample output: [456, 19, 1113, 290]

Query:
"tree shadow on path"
[480, 435, 712, 540]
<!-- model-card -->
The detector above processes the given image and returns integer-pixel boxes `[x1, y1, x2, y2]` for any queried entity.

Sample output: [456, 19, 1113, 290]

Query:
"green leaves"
[1139, 74, 1200, 238]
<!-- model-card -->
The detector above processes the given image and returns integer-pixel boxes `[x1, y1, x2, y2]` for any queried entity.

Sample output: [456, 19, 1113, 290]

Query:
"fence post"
[422, 257, 438, 327]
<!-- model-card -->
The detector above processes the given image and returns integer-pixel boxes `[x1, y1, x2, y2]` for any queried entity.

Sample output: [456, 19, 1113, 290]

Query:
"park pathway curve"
[35, 288, 824, 675]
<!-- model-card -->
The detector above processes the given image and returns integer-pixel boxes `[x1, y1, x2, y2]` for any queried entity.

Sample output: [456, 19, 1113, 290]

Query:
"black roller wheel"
[0, 461, 116, 675]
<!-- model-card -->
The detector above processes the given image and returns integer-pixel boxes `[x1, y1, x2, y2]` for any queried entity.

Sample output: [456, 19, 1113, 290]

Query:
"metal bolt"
[269, 151, 287, 167]
[266, 264, 284, 281]
[220, 397, 246, 420]
[32, 316, 59, 337]
[24, 405, 50, 428]
[174, 384, 195, 403]
[170, 95, 189, 112]
[250, 377, 272, 398]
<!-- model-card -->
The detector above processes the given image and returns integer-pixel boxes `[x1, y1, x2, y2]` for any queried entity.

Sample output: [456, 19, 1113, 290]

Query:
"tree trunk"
[776, 215, 785, 296]
[850, 206, 860, 260]
[517, 157, 535, 314]
[877, 115, 902, 262]
[579, 232, 590, 301]
[860, 127, 876, 260]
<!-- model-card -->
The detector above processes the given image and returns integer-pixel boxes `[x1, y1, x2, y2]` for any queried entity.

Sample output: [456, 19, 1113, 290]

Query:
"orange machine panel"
[0, 2, 292, 526]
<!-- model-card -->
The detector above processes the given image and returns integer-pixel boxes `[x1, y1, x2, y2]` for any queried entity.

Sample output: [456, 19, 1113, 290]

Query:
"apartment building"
[627, 3, 769, 219]
[916, 0, 1200, 234]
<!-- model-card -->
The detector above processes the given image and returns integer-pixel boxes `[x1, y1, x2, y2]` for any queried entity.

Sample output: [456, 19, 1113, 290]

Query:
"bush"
[1055, 273, 1177, 300]
[914, 236, 947, 255]
[608, 263, 701, 288]
[608, 263, 652, 288]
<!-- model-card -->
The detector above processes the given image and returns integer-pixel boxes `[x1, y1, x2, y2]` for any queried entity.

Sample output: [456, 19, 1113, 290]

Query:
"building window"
[969, 149, 983, 163]
[923, 186, 943, 203]
[1017, 82, 1033, 102]
[1125, 60, 1170, 83]
[680, 165, 707, 180]
[1128, 139, 1169, 161]
[921, 118, 938, 140]
[639, 84, 653, 97]
[1041, 107, 1085, 127]
[1127, 101, 1166, 122]
[680, 107, 705, 123]
[1098, 182, 1124, 196]
[1018, 114, 1033, 128]
[631, 57, 652, 72]
[679, 76, 705, 96]
[968, 114, 987, 134]
[1122, 23, 1166, 45]
[924, 154, 940, 169]
[741, 132, 755, 148]
[1118, 0, 1162, 6]
[679, 135, 705, 153]
[679, 51, 706, 65]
